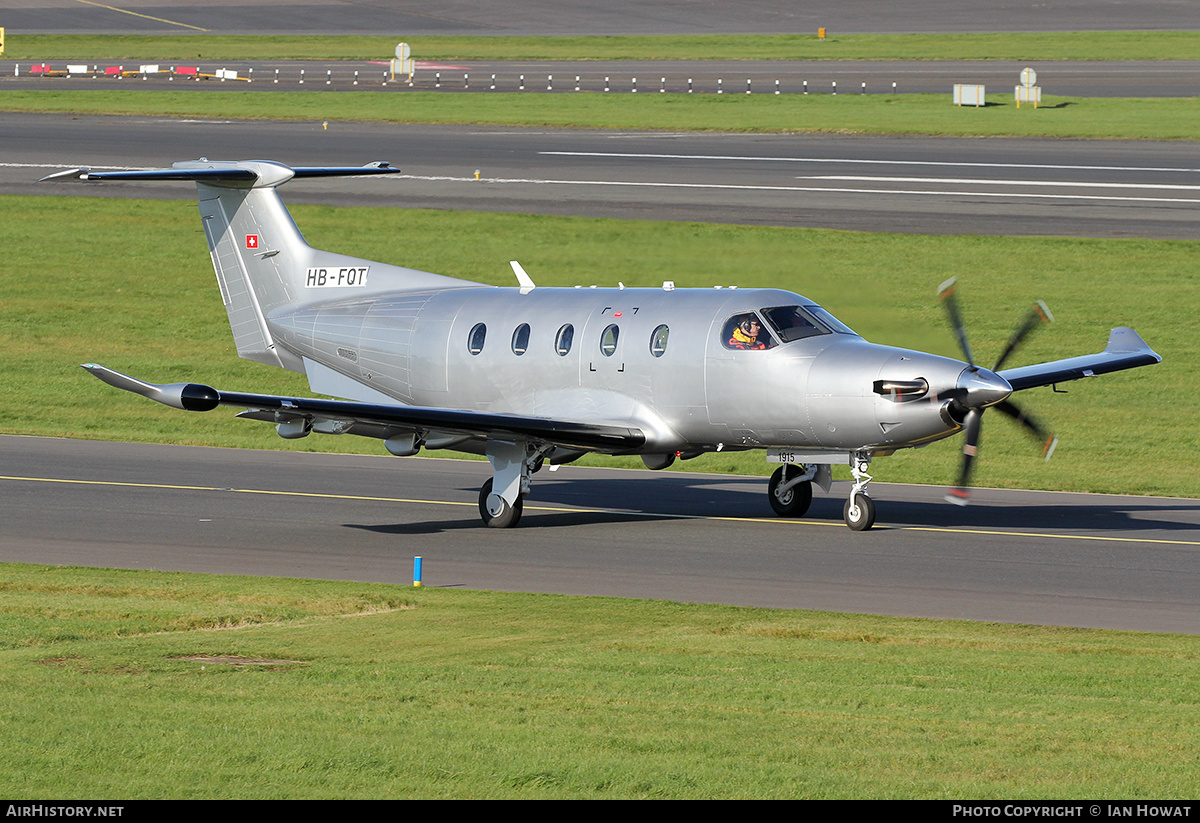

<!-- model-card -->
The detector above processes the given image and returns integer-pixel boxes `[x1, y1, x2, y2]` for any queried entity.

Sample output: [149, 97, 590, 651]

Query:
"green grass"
[4, 90, 1200, 140]
[8, 32, 1200, 62]
[0, 195, 1193, 498]
[1, 563, 1198, 799]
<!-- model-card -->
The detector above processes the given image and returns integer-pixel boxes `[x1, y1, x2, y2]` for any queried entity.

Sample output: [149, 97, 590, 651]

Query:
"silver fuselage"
[268, 285, 972, 455]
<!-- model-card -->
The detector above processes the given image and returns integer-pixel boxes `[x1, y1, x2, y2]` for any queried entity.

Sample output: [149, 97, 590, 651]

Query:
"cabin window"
[650, 324, 669, 357]
[467, 323, 486, 355]
[600, 324, 620, 357]
[511, 323, 530, 355]
[761, 306, 828, 343]
[722, 313, 775, 350]
[555, 324, 574, 356]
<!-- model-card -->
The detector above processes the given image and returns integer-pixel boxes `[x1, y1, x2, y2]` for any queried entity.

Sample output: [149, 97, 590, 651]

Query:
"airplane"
[41, 159, 1162, 530]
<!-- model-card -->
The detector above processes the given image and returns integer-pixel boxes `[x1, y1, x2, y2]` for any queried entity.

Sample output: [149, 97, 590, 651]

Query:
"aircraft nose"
[958, 367, 1013, 408]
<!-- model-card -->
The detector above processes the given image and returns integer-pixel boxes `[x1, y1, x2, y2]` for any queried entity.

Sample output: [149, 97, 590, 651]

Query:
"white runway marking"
[539, 151, 1200, 175]
[395, 175, 1200, 205]
[806, 175, 1200, 192]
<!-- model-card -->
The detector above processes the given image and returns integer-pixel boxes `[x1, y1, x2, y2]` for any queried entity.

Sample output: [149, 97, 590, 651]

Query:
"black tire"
[768, 466, 813, 517]
[843, 493, 876, 531]
[478, 478, 523, 528]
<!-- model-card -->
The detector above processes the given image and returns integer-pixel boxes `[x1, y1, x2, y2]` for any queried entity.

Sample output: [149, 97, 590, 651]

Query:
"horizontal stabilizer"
[40, 160, 399, 187]
[999, 327, 1161, 391]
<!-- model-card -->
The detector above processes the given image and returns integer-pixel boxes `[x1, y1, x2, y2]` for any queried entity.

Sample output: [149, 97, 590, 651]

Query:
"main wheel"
[768, 466, 812, 517]
[479, 478, 523, 528]
[843, 493, 876, 531]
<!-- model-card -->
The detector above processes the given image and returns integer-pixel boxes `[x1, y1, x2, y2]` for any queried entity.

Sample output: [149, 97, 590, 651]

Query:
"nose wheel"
[843, 454, 876, 531]
[843, 493, 875, 531]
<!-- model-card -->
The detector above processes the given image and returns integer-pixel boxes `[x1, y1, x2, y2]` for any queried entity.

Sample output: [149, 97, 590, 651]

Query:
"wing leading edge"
[82, 364, 646, 454]
[998, 327, 1161, 391]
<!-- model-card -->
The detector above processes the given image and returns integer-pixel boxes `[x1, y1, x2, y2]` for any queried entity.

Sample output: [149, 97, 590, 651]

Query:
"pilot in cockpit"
[727, 314, 769, 350]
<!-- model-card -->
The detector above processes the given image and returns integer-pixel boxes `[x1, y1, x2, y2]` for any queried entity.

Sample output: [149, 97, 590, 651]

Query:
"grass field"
[8, 31, 1200, 62]
[0, 195, 1192, 498]
[2, 563, 1198, 799]
[4, 89, 1199, 141]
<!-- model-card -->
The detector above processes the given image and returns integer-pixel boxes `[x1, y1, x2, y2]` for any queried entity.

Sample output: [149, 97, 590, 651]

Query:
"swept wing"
[999, 327, 1161, 391]
[82, 364, 646, 454]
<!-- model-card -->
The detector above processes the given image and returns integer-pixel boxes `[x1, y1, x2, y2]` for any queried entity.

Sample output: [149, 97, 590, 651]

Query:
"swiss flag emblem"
[245, 234, 259, 249]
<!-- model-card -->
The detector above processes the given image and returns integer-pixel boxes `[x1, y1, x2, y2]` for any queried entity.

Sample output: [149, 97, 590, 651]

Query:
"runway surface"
[3, 435, 1198, 634]
[9, 0, 1200, 35]
[6, 115, 1200, 239]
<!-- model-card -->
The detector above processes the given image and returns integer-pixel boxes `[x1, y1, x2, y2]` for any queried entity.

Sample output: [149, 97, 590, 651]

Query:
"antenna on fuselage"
[510, 261, 535, 294]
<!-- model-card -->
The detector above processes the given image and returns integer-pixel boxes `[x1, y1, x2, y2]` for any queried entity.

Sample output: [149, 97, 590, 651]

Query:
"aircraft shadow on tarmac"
[346, 474, 1196, 536]
[867, 496, 1199, 534]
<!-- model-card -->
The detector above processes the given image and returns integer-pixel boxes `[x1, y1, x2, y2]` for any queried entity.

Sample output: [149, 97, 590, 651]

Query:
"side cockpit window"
[723, 313, 775, 350]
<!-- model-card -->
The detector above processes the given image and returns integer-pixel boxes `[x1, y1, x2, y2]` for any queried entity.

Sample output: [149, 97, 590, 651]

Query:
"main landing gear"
[768, 464, 814, 517]
[767, 453, 876, 531]
[479, 477, 522, 528]
[478, 439, 550, 528]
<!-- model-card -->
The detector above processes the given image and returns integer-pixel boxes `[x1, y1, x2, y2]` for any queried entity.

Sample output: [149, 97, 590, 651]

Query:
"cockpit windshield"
[761, 305, 829, 343]
[803, 305, 858, 335]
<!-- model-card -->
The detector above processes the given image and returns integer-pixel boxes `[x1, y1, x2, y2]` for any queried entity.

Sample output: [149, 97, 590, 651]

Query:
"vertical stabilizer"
[42, 159, 480, 374]
[199, 182, 288, 366]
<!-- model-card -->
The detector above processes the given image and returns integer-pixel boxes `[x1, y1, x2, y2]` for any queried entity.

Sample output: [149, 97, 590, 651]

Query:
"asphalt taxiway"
[5, 115, 1200, 239]
[3, 435, 1198, 633]
[7, 0, 1200, 35]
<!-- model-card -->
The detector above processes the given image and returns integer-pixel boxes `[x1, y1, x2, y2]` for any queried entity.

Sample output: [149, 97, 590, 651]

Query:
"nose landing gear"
[844, 454, 875, 531]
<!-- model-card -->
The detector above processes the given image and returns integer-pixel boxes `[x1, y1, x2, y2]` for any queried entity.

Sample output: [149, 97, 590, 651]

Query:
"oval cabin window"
[555, 324, 574, 356]
[650, 324, 669, 357]
[600, 324, 620, 357]
[467, 323, 486, 355]
[511, 323, 530, 355]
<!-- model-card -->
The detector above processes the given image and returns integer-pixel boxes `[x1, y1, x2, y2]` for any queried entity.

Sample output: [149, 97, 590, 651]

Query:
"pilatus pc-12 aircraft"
[44, 160, 1161, 530]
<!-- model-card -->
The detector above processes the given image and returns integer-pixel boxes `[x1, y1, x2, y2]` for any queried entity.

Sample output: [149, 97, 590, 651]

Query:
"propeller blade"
[994, 399, 1058, 460]
[992, 300, 1054, 372]
[945, 407, 983, 505]
[937, 280, 1059, 507]
[937, 277, 975, 367]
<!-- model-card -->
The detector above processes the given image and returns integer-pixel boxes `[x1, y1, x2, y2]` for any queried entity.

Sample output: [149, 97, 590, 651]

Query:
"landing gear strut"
[843, 453, 875, 531]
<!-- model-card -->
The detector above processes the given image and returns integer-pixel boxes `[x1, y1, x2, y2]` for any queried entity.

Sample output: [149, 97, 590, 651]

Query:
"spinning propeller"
[937, 278, 1059, 505]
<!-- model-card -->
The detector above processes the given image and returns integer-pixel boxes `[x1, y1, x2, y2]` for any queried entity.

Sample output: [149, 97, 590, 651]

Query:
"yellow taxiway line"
[71, 0, 209, 31]
[4, 473, 1198, 547]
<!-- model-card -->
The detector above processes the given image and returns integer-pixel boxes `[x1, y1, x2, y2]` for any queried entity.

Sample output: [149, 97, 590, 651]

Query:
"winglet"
[510, 260, 536, 294]
[1104, 326, 1154, 355]
[38, 167, 90, 183]
[82, 363, 219, 411]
